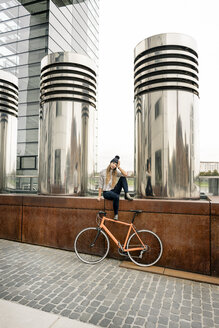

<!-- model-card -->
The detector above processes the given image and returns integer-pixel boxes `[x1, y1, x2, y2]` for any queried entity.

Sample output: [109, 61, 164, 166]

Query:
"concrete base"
[119, 261, 219, 285]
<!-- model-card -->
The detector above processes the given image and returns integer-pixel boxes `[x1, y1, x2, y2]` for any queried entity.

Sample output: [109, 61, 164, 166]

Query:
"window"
[19, 155, 37, 169]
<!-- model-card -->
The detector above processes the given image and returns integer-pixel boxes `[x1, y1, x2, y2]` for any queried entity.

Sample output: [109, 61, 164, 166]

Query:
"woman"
[97, 155, 133, 220]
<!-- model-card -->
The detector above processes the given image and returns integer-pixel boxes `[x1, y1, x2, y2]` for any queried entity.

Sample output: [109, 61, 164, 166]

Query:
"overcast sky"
[97, 0, 219, 171]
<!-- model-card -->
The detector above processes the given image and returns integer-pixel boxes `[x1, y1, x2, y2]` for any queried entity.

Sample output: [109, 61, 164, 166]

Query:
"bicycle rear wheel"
[127, 229, 163, 267]
[74, 227, 110, 264]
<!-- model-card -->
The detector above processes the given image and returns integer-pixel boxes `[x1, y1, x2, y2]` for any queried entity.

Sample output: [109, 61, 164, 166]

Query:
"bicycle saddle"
[98, 211, 107, 216]
[130, 210, 142, 213]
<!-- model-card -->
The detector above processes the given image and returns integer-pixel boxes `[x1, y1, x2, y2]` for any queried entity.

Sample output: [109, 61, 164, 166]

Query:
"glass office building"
[0, 0, 99, 185]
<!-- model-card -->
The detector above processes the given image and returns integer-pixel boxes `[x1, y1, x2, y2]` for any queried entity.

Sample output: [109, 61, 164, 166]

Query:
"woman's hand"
[97, 196, 102, 201]
[117, 160, 121, 169]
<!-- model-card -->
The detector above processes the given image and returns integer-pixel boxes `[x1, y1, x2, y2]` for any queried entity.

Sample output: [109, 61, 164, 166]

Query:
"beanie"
[110, 155, 120, 164]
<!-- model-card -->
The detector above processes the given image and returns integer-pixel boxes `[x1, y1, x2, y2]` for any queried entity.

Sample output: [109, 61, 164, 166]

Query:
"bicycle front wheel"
[127, 229, 163, 267]
[74, 227, 110, 264]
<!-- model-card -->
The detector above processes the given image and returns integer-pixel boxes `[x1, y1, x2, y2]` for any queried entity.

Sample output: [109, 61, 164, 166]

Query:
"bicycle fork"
[90, 228, 101, 247]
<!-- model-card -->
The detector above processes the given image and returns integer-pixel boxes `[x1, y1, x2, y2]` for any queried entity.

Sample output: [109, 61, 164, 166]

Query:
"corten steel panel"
[211, 202, 219, 216]
[22, 207, 98, 250]
[211, 201, 219, 276]
[0, 194, 23, 206]
[211, 216, 219, 277]
[23, 195, 104, 210]
[0, 205, 22, 241]
[104, 198, 210, 215]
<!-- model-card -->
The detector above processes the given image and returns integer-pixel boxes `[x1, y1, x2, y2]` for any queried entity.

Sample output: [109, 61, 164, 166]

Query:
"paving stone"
[145, 322, 156, 328]
[51, 296, 63, 304]
[11, 295, 23, 302]
[112, 316, 124, 325]
[74, 305, 86, 313]
[148, 315, 158, 324]
[169, 321, 178, 328]
[18, 298, 29, 305]
[203, 317, 215, 327]
[41, 303, 56, 312]
[170, 314, 179, 322]
[105, 311, 115, 319]
[90, 300, 101, 308]
[39, 297, 50, 305]
[60, 309, 71, 317]
[134, 316, 145, 325]
[99, 318, 111, 327]
[121, 324, 131, 328]
[125, 316, 134, 324]
[96, 294, 105, 301]
[85, 306, 96, 314]
[79, 312, 92, 322]
[191, 321, 202, 328]
[89, 313, 103, 325]
[181, 306, 191, 315]
[159, 316, 169, 325]
[192, 306, 202, 314]
[120, 303, 131, 311]
[138, 309, 148, 317]
[69, 312, 80, 320]
[180, 321, 191, 328]
[150, 308, 160, 316]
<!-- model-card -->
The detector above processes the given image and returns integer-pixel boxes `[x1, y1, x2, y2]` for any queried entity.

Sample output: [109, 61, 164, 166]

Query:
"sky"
[97, 0, 219, 171]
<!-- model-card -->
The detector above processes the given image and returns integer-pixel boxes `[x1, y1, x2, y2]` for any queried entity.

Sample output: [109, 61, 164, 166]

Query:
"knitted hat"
[110, 155, 120, 164]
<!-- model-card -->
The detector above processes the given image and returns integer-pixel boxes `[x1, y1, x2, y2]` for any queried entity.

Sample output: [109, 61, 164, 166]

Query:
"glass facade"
[0, 0, 99, 178]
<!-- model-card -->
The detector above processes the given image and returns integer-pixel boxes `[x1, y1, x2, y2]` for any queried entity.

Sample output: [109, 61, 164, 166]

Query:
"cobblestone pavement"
[0, 239, 219, 328]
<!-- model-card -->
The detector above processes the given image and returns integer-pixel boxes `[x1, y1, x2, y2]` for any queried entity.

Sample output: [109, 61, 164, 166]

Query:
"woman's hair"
[106, 164, 117, 188]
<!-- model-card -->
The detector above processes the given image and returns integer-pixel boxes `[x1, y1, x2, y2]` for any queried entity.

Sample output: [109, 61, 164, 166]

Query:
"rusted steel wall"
[211, 200, 219, 277]
[0, 195, 22, 241]
[0, 194, 217, 276]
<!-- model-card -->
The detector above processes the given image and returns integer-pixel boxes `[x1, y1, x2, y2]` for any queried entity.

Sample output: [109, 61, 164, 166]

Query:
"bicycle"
[74, 210, 163, 267]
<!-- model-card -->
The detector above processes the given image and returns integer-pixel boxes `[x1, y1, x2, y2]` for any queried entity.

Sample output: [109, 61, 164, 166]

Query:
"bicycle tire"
[74, 227, 110, 264]
[127, 229, 163, 267]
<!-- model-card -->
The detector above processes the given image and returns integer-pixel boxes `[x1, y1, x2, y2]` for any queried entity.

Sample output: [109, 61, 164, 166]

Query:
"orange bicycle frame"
[99, 216, 145, 252]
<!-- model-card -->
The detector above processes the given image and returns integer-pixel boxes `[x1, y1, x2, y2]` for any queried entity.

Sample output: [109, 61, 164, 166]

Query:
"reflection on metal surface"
[0, 70, 18, 192]
[134, 33, 200, 198]
[39, 52, 96, 195]
[16, 175, 38, 193]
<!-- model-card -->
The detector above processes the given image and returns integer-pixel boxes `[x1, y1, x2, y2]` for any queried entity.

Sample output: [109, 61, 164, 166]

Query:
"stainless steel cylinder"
[0, 70, 18, 192]
[39, 52, 97, 195]
[134, 33, 200, 198]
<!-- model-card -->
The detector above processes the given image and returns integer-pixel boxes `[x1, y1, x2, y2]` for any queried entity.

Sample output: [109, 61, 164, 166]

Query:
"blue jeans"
[103, 176, 129, 215]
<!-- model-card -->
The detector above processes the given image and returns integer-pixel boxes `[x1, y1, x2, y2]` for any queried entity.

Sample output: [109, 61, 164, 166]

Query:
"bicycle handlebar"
[130, 210, 142, 213]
